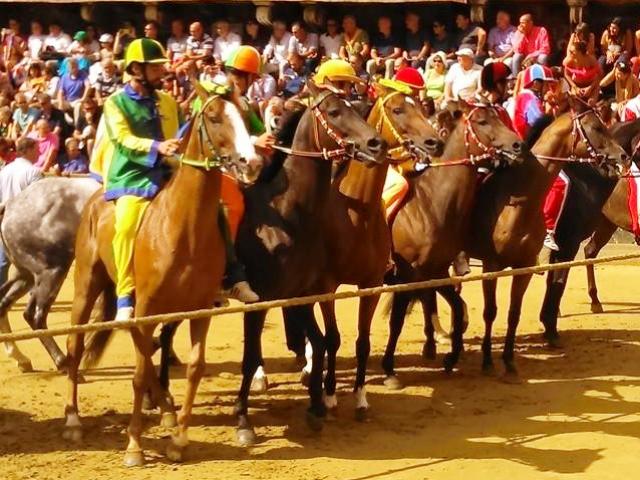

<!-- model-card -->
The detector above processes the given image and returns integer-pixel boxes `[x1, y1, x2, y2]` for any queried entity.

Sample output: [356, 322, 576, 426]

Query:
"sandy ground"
[0, 244, 639, 480]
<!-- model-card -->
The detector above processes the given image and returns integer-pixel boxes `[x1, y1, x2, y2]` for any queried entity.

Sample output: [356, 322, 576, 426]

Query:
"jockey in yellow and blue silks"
[90, 39, 259, 322]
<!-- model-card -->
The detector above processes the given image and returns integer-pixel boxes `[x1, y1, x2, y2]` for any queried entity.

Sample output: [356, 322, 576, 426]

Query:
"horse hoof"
[250, 376, 269, 393]
[355, 407, 370, 423]
[422, 344, 437, 361]
[123, 450, 145, 467]
[544, 333, 564, 350]
[166, 443, 184, 463]
[383, 375, 404, 391]
[306, 410, 324, 432]
[501, 371, 522, 385]
[237, 428, 257, 447]
[62, 427, 83, 443]
[300, 370, 310, 388]
[443, 354, 456, 374]
[18, 361, 34, 373]
[590, 303, 604, 314]
[161, 412, 177, 429]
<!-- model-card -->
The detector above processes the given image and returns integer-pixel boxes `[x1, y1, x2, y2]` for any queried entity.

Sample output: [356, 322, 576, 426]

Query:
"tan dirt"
[1, 244, 639, 480]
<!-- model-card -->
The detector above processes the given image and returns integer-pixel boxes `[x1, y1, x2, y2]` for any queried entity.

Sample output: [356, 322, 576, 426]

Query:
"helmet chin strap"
[131, 64, 158, 93]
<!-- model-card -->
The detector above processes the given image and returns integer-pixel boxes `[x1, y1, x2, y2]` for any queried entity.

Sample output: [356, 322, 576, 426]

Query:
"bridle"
[534, 106, 612, 167]
[272, 89, 374, 162]
[374, 91, 430, 164]
[180, 94, 238, 171]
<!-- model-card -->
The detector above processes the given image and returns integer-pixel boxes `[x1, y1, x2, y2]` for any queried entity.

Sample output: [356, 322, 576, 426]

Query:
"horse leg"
[0, 274, 34, 372]
[436, 284, 466, 373]
[319, 301, 340, 411]
[381, 292, 411, 390]
[64, 266, 106, 443]
[353, 293, 378, 422]
[158, 322, 179, 392]
[283, 305, 307, 359]
[123, 325, 155, 467]
[481, 276, 498, 375]
[304, 309, 326, 430]
[584, 221, 616, 314]
[420, 289, 437, 360]
[502, 273, 533, 383]
[235, 310, 266, 447]
[166, 317, 211, 462]
[25, 268, 68, 370]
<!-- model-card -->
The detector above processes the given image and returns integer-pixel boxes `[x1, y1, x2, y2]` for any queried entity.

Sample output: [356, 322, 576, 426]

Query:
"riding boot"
[218, 206, 259, 303]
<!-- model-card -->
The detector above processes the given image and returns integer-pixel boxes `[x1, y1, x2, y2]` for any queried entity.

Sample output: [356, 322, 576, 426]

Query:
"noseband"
[375, 91, 430, 164]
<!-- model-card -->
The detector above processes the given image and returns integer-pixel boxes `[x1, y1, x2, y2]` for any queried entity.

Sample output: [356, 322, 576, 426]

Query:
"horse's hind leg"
[167, 316, 211, 462]
[381, 292, 411, 390]
[319, 301, 340, 411]
[584, 221, 616, 314]
[481, 274, 498, 375]
[0, 273, 34, 372]
[419, 289, 438, 360]
[304, 309, 326, 429]
[353, 293, 379, 422]
[24, 268, 69, 370]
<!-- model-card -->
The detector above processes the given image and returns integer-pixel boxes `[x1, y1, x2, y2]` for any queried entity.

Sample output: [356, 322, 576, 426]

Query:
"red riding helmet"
[481, 62, 512, 91]
[394, 67, 425, 90]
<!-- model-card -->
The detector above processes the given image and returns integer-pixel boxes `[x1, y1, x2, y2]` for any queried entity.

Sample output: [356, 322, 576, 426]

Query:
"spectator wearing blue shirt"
[57, 137, 88, 174]
[403, 11, 430, 69]
[56, 57, 89, 123]
[11, 92, 40, 139]
[366, 16, 402, 79]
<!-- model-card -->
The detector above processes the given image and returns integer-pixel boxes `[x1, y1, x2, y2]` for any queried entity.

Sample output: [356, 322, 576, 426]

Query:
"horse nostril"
[367, 137, 383, 152]
[621, 153, 629, 162]
[424, 138, 439, 148]
[512, 142, 523, 152]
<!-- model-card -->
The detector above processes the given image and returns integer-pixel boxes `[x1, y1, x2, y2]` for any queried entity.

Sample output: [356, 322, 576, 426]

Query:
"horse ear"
[306, 79, 321, 98]
[421, 97, 436, 117]
[435, 110, 456, 139]
[192, 80, 210, 102]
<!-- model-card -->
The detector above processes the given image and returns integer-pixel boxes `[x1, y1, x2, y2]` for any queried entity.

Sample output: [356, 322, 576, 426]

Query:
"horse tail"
[82, 283, 117, 368]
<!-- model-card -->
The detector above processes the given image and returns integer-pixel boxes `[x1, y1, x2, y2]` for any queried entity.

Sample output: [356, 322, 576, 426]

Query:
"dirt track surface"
[1, 244, 639, 480]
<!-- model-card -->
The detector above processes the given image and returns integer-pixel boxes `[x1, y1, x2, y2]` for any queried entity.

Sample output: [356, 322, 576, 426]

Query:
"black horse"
[539, 118, 640, 347]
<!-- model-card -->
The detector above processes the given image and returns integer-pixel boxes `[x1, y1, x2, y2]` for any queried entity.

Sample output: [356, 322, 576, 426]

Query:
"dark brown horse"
[63, 86, 259, 466]
[538, 119, 640, 317]
[287, 85, 445, 418]
[468, 99, 628, 381]
[234, 82, 386, 446]
[381, 100, 526, 389]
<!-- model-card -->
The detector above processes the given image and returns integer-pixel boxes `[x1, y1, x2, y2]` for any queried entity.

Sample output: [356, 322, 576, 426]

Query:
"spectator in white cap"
[444, 47, 482, 102]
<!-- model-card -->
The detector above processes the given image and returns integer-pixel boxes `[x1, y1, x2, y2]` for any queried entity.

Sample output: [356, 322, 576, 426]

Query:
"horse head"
[305, 80, 387, 167]
[567, 95, 630, 179]
[371, 83, 444, 163]
[456, 98, 526, 169]
[188, 81, 262, 184]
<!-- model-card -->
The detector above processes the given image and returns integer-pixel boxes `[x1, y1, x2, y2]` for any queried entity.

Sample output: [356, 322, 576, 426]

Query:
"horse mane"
[525, 114, 554, 149]
[257, 107, 306, 183]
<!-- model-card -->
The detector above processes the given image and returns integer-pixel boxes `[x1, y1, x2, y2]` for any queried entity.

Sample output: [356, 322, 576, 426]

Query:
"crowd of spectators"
[1, 10, 640, 173]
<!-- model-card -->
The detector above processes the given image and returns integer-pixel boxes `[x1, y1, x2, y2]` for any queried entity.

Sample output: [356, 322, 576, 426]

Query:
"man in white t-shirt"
[213, 20, 241, 62]
[27, 21, 46, 60]
[263, 20, 291, 75]
[319, 18, 343, 60]
[0, 137, 41, 283]
[288, 21, 319, 73]
[444, 48, 482, 101]
[44, 22, 71, 54]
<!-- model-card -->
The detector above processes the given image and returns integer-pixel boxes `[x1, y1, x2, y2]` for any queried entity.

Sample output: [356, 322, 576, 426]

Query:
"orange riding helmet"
[225, 46, 262, 75]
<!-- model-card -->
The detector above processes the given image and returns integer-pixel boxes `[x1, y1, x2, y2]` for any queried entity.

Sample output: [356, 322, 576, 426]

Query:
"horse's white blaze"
[405, 97, 416, 106]
[254, 365, 266, 380]
[224, 102, 257, 161]
[65, 412, 82, 428]
[324, 394, 338, 409]
[171, 431, 189, 448]
[303, 340, 313, 374]
[355, 387, 369, 409]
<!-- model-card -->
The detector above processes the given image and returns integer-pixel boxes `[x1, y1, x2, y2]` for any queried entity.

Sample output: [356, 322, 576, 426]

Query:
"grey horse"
[0, 177, 100, 371]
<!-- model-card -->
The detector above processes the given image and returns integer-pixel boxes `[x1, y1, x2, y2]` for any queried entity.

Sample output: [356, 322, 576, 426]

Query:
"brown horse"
[63, 86, 259, 466]
[381, 100, 525, 389]
[234, 82, 386, 446]
[287, 85, 446, 418]
[468, 99, 628, 381]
